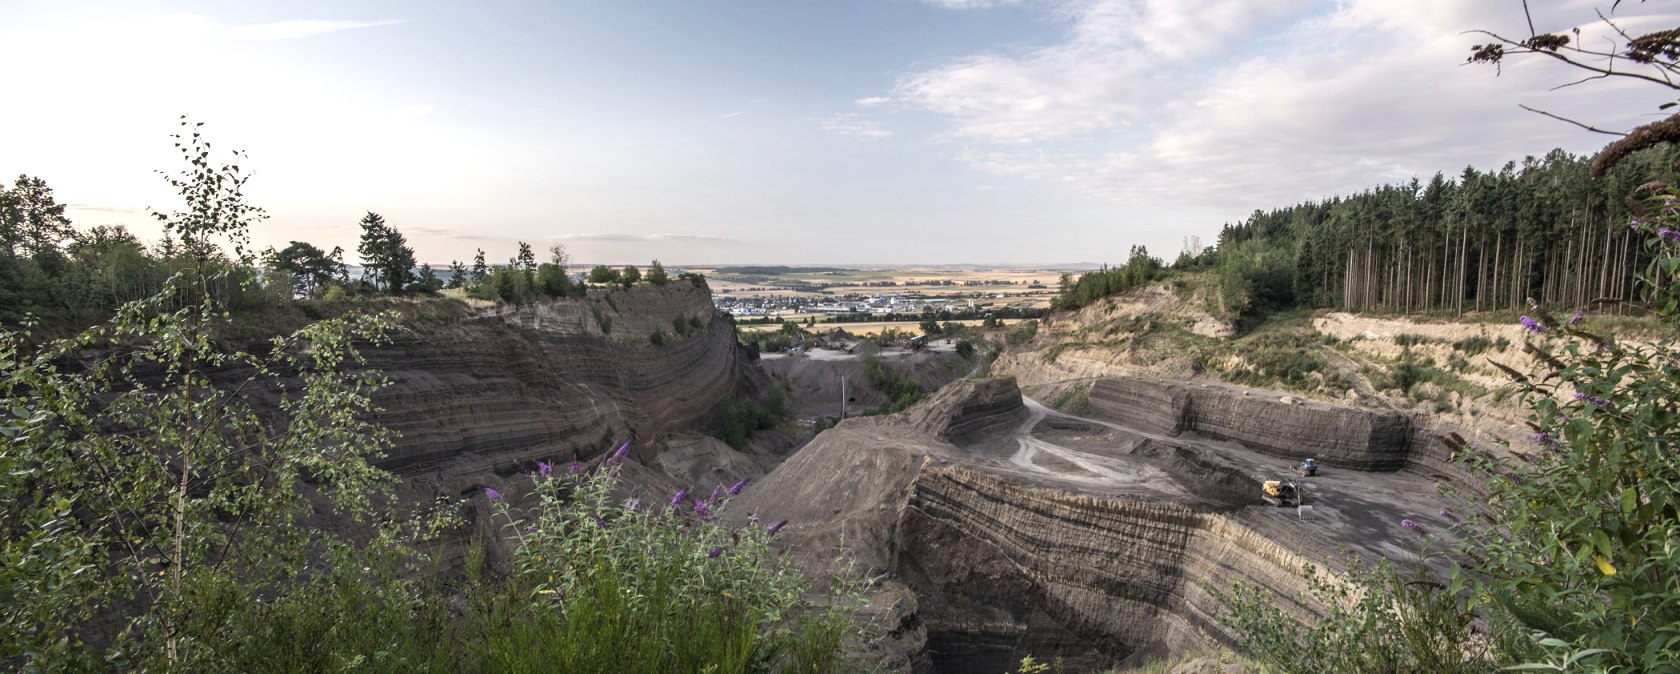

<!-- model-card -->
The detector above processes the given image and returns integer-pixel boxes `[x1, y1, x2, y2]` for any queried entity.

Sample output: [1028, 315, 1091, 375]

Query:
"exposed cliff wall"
[1085, 378, 1413, 471]
[228, 284, 768, 492]
[905, 377, 1028, 445]
[900, 466, 1322, 671]
[738, 377, 1365, 672]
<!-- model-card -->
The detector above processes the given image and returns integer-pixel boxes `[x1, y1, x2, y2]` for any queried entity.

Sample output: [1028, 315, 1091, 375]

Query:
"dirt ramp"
[651, 436, 775, 493]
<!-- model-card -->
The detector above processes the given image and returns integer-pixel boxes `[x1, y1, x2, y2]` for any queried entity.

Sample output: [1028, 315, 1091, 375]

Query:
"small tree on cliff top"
[0, 119, 401, 670]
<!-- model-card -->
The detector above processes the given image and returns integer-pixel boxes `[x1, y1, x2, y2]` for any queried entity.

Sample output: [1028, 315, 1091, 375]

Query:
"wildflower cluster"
[479, 442, 844, 673]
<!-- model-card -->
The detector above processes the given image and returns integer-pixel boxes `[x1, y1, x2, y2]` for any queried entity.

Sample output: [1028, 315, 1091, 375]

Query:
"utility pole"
[840, 374, 847, 420]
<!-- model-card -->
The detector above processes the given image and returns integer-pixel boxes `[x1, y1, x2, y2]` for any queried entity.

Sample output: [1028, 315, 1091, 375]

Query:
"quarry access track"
[995, 396, 1458, 566]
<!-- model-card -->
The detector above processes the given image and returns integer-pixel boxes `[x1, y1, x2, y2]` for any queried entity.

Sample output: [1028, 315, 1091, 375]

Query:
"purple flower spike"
[623, 497, 641, 511]
[747, 513, 760, 524]
[693, 498, 708, 513]
[1519, 315, 1546, 334]
[484, 487, 502, 501]
[608, 441, 632, 465]
[1439, 509, 1462, 525]
[729, 477, 749, 495]
[1401, 518, 1419, 529]
[1574, 392, 1609, 409]
[594, 513, 607, 528]
[569, 459, 583, 474]
[1534, 432, 1555, 448]
[670, 488, 689, 508]
[707, 547, 723, 559]
[1630, 217, 1644, 231]
[1661, 227, 1680, 243]
[766, 519, 788, 536]
[1570, 310, 1584, 326]
[538, 461, 552, 477]
[1504, 469, 1525, 485]
[709, 485, 723, 502]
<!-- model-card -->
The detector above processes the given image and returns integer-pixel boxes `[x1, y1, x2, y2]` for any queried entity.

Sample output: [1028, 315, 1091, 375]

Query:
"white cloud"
[816, 113, 893, 140]
[895, 0, 1317, 144]
[855, 96, 890, 107]
[224, 19, 403, 41]
[896, 0, 1669, 211]
[699, 111, 748, 122]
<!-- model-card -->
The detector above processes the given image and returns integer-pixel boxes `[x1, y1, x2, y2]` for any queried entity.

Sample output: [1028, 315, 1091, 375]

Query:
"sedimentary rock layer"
[1086, 378, 1413, 470]
[900, 465, 1321, 668]
[905, 377, 1028, 445]
[208, 284, 764, 491]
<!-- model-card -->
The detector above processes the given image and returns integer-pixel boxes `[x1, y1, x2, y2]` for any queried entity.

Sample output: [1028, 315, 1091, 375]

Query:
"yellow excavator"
[1262, 480, 1300, 507]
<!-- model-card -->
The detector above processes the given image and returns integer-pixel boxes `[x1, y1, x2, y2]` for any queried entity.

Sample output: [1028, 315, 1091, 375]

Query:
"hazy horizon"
[2, 1, 1670, 266]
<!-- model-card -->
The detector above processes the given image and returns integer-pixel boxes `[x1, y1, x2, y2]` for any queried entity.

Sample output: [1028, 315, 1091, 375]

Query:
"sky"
[0, 0, 1673, 266]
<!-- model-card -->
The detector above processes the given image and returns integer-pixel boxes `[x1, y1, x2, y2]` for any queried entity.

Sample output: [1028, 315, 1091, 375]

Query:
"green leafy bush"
[1451, 335, 1494, 355]
[478, 455, 853, 673]
[1453, 187, 1680, 673]
[863, 354, 924, 414]
[0, 119, 403, 671]
[1220, 557, 1493, 674]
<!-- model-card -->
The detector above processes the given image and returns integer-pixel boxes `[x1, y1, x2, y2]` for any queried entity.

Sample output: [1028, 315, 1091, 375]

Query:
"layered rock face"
[346, 284, 765, 483]
[1086, 378, 1413, 470]
[900, 466, 1319, 672]
[735, 374, 1377, 668]
[742, 373, 1443, 672]
[905, 377, 1028, 445]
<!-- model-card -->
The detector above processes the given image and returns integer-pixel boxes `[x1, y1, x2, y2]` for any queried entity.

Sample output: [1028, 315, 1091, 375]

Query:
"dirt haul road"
[985, 396, 1461, 566]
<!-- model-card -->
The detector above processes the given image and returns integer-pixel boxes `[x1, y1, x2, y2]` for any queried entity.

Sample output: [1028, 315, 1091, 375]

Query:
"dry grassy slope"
[996, 281, 1232, 389]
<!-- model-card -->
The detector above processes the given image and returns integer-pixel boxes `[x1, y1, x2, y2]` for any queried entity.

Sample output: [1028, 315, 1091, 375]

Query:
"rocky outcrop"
[734, 377, 1344, 672]
[1086, 378, 1192, 436]
[900, 466, 1321, 672]
[1086, 378, 1413, 471]
[905, 378, 1027, 445]
[219, 285, 767, 494]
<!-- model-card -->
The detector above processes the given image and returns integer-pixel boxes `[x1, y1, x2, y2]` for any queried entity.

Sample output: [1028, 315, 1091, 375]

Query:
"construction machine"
[1262, 480, 1301, 507]
[1296, 458, 1319, 477]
